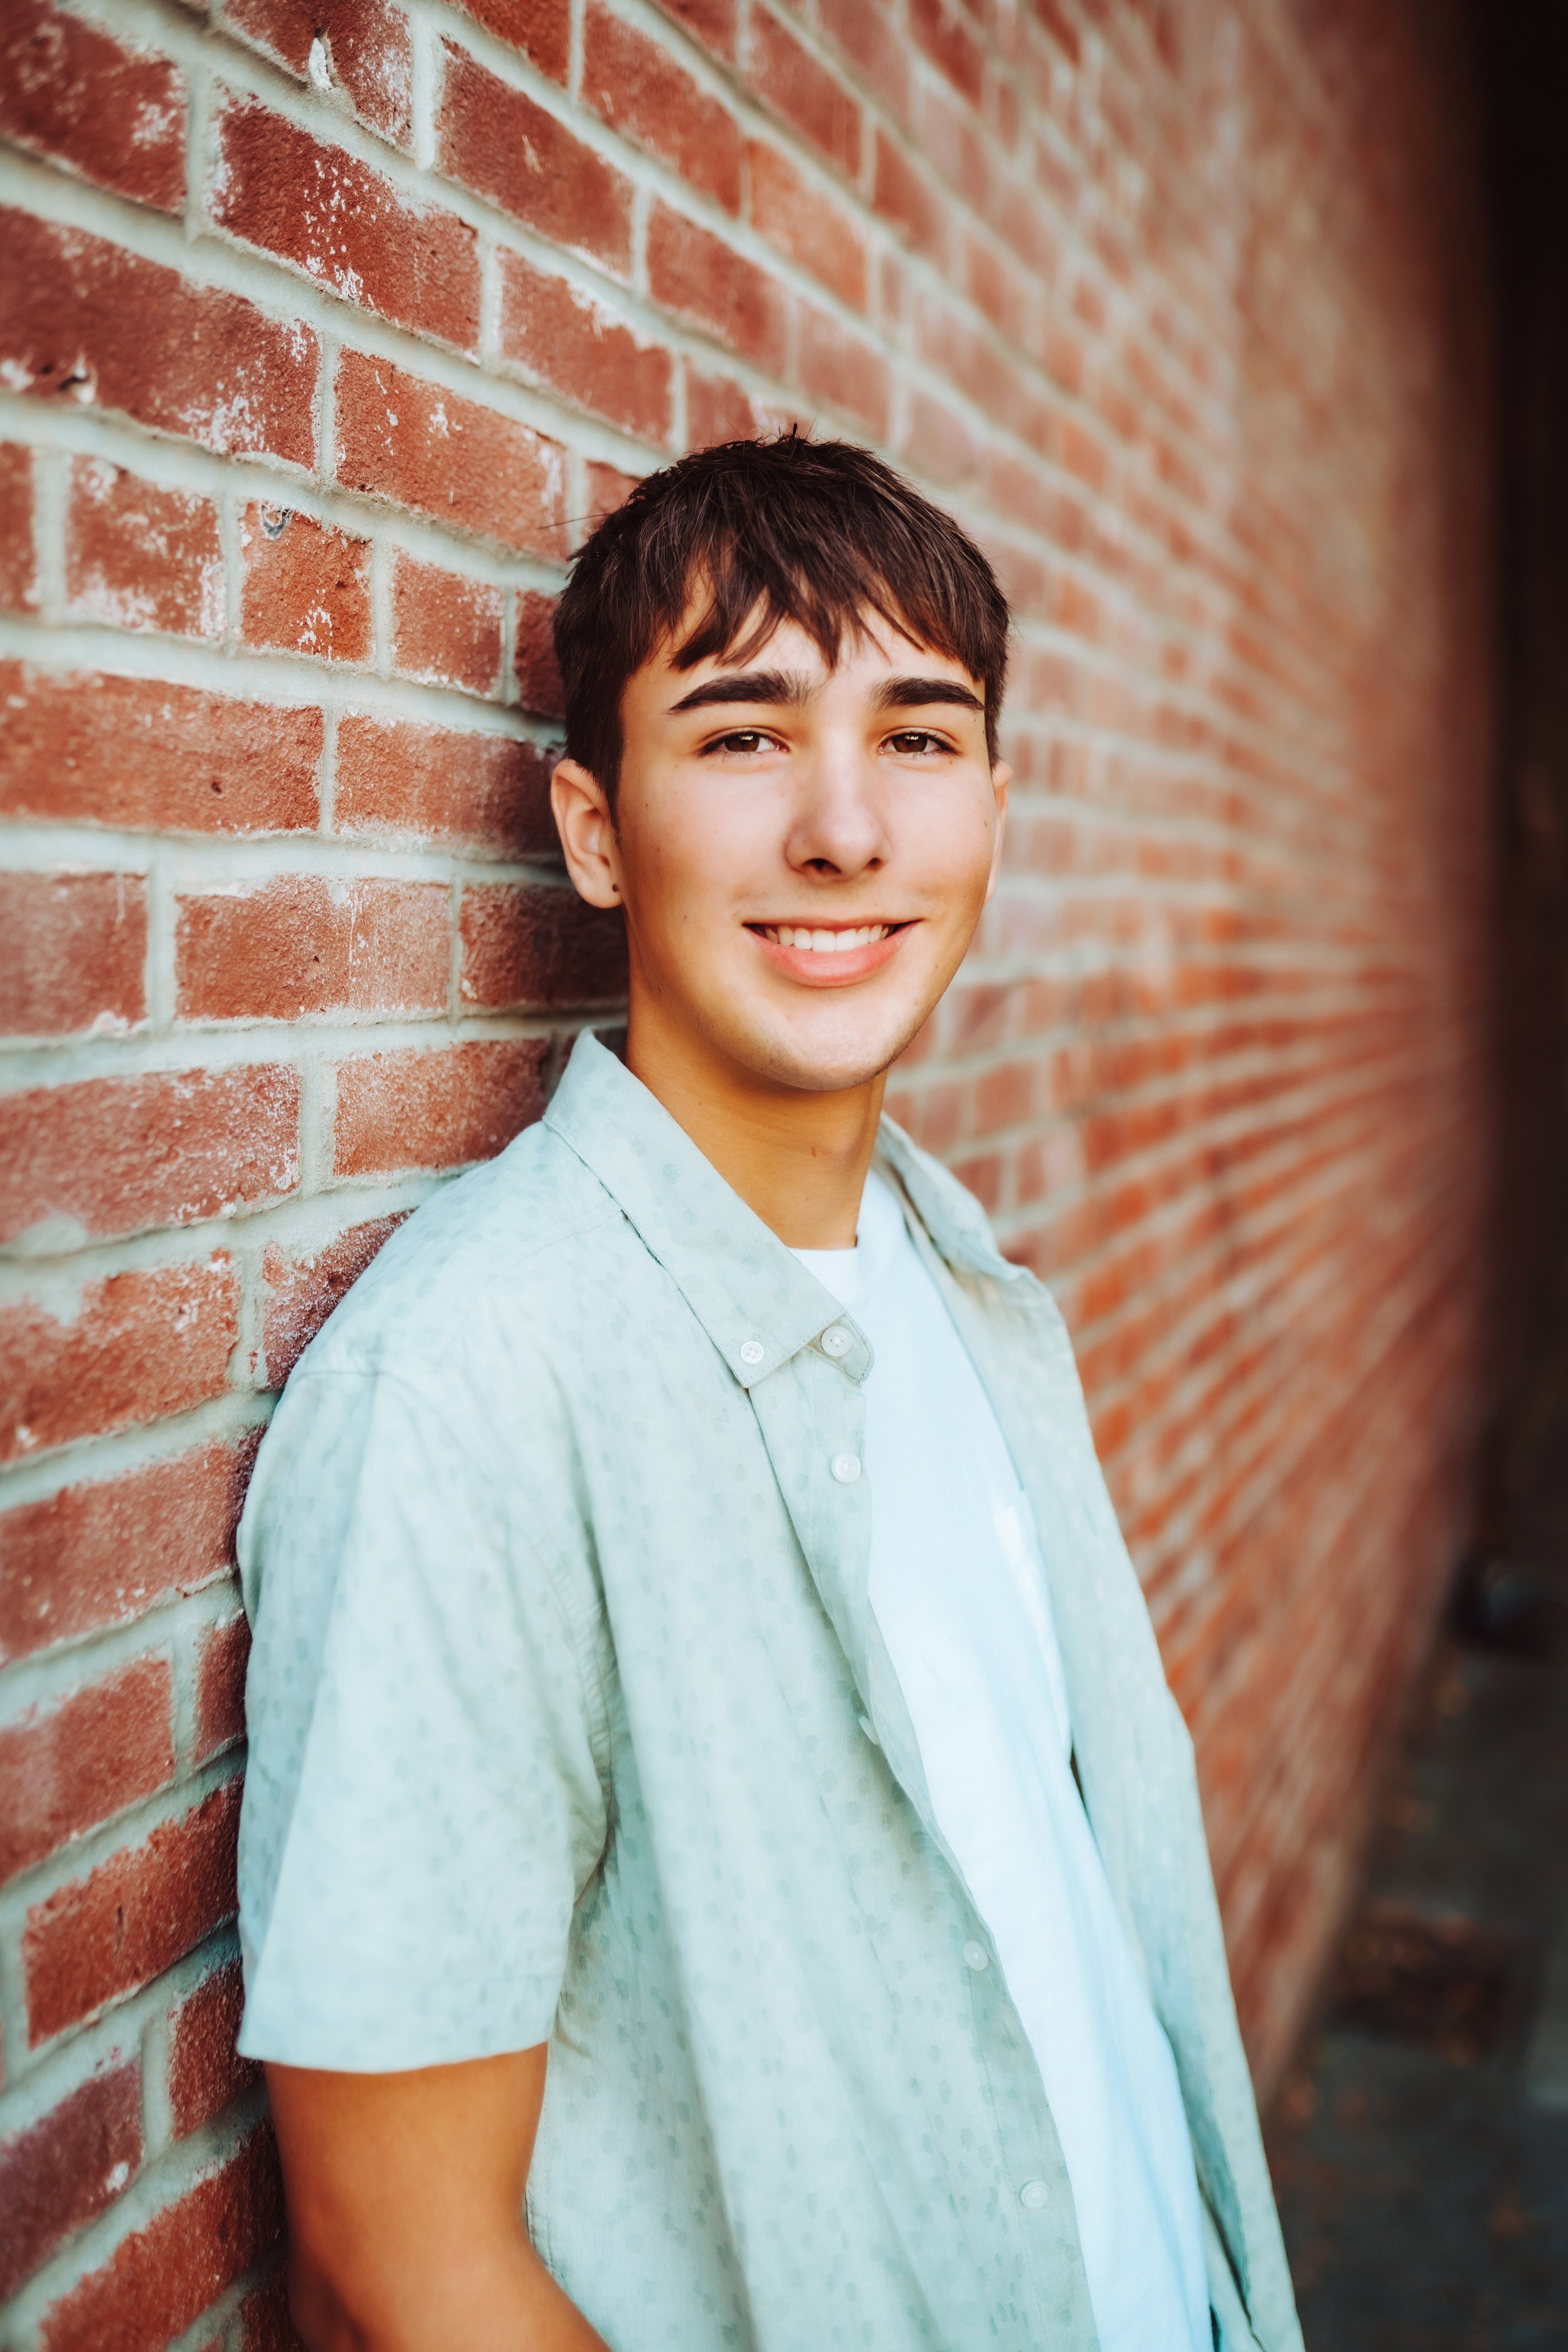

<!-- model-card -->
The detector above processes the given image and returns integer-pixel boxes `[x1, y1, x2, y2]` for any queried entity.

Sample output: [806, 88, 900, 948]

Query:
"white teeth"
[763, 924, 891, 952]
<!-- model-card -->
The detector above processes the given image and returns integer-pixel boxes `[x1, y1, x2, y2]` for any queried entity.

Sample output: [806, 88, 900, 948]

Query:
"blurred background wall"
[0, 0, 1498, 2342]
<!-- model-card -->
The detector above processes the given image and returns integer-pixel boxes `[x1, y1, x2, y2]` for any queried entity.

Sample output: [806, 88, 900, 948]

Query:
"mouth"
[745, 919, 914, 986]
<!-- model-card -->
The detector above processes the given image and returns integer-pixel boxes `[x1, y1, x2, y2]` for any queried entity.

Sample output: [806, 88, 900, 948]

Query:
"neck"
[624, 997, 884, 1250]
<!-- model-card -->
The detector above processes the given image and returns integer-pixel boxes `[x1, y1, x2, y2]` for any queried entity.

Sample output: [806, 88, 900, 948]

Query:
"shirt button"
[821, 1325, 852, 1357]
[830, 1452, 861, 1483]
[739, 1339, 766, 1365]
[857, 1713, 880, 1745]
[1019, 2180, 1049, 2211]
[963, 1941, 989, 1971]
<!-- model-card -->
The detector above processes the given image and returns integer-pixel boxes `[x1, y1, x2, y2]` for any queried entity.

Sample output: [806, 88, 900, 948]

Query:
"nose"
[784, 735, 891, 879]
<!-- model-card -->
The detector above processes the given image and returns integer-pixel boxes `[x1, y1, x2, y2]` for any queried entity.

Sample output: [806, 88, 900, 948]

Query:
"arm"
[267, 2048, 610, 2352]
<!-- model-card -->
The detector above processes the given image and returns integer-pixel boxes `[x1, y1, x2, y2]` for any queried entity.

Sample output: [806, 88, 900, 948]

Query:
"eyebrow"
[665, 669, 985, 717]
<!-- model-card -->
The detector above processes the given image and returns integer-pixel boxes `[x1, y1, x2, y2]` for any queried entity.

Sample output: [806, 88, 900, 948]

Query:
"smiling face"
[551, 612, 1009, 1100]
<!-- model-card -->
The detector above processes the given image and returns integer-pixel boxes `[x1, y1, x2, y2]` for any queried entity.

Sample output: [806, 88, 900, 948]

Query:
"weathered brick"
[0, 2062, 142, 2302]
[583, 4, 742, 213]
[438, 42, 632, 273]
[259, 1216, 405, 1387]
[240, 504, 373, 664]
[817, 0, 911, 121]
[24, 1779, 243, 2044]
[65, 458, 223, 641]
[908, 0, 985, 103]
[514, 590, 564, 719]
[647, 206, 789, 373]
[582, 461, 640, 525]
[391, 552, 503, 696]
[0, 443, 37, 612]
[460, 883, 628, 1010]
[497, 250, 674, 443]
[872, 129, 948, 262]
[334, 349, 566, 556]
[0, 0, 184, 213]
[0, 1441, 253, 1664]
[659, 0, 736, 60]
[225, 0, 414, 149]
[0, 1066, 300, 1248]
[167, 1959, 258, 2140]
[334, 1039, 549, 1176]
[0, 1258, 240, 1468]
[0, 872, 147, 1039]
[193, 1615, 253, 1767]
[37, 2120, 283, 2352]
[176, 876, 449, 1022]
[749, 6, 862, 177]
[235, 2263, 307, 2352]
[210, 98, 479, 352]
[0, 1658, 175, 1887]
[335, 712, 555, 856]
[795, 304, 892, 436]
[749, 142, 868, 309]
[0, 665, 321, 835]
[0, 210, 317, 465]
[685, 370, 770, 448]
[447, 0, 569, 80]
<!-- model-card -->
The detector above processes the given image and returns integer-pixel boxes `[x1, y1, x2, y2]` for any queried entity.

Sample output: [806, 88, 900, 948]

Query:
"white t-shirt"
[792, 1171, 1211, 2352]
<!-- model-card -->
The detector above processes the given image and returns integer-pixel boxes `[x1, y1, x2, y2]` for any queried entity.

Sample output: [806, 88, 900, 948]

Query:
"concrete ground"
[1265, 1351, 1568, 2351]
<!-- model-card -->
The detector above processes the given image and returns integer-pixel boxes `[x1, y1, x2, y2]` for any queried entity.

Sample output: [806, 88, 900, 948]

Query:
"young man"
[237, 434, 1302, 2352]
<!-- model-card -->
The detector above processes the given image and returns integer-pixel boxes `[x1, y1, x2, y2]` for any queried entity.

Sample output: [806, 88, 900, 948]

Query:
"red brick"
[65, 459, 223, 641]
[225, 0, 414, 149]
[193, 1615, 253, 1767]
[749, 142, 867, 309]
[0, 665, 321, 835]
[391, 553, 503, 697]
[336, 712, 555, 856]
[334, 1039, 549, 1176]
[818, 0, 911, 121]
[0, 2063, 142, 2302]
[497, 249, 675, 443]
[240, 505, 372, 664]
[211, 98, 479, 352]
[0, 1066, 300, 1248]
[176, 876, 449, 1023]
[38, 2120, 283, 2352]
[24, 1779, 243, 2044]
[795, 304, 892, 436]
[0, 1, 184, 213]
[236, 2265, 307, 2352]
[0, 1658, 174, 1887]
[259, 1216, 405, 1386]
[749, 6, 861, 177]
[657, 0, 736, 56]
[686, 370, 770, 448]
[334, 349, 566, 556]
[908, 0, 985, 103]
[167, 1959, 258, 2137]
[0, 443, 37, 612]
[460, 884, 628, 1010]
[0, 873, 147, 1040]
[648, 206, 789, 374]
[0, 1441, 253, 1664]
[514, 590, 564, 720]
[0, 210, 316, 466]
[583, 4, 741, 213]
[447, 0, 569, 79]
[583, 462, 639, 524]
[0, 1258, 240, 1468]
[438, 42, 632, 273]
[873, 130, 948, 262]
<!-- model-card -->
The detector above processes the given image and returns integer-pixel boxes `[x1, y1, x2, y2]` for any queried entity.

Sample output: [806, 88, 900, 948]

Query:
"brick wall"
[0, 0, 1495, 2341]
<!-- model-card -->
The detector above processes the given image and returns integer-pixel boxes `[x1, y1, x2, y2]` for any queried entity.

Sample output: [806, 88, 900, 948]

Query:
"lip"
[746, 919, 914, 987]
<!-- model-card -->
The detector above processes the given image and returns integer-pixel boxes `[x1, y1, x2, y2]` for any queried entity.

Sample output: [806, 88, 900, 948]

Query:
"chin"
[736, 1008, 928, 1095]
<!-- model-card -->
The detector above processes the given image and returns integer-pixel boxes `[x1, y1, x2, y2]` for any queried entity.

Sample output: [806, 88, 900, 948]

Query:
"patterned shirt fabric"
[236, 1030, 1303, 2352]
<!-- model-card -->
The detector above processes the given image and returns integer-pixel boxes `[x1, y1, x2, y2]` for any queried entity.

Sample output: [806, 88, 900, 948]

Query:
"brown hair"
[553, 430, 1010, 798]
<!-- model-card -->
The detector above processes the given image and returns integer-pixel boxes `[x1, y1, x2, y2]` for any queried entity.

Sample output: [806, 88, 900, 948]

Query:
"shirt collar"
[544, 1032, 1014, 1390]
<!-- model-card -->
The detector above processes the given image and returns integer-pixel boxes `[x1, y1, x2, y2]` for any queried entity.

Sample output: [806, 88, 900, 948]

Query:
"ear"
[983, 761, 1010, 904]
[551, 758, 624, 909]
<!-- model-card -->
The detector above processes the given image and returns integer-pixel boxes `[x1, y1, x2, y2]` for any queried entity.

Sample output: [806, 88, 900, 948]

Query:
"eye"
[702, 728, 780, 756]
[884, 729, 953, 756]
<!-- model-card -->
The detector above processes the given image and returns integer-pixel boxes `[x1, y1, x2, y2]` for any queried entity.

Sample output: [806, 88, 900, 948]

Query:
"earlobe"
[550, 758, 623, 909]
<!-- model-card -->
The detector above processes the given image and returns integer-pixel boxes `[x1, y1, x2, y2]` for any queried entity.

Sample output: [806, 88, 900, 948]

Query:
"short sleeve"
[235, 1360, 610, 2072]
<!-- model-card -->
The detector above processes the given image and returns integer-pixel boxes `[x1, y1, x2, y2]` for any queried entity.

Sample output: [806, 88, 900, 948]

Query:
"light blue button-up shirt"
[237, 1032, 1302, 2352]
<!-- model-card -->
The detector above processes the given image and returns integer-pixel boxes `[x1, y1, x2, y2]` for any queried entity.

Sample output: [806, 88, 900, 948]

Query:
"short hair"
[553, 430, 1010, 799]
